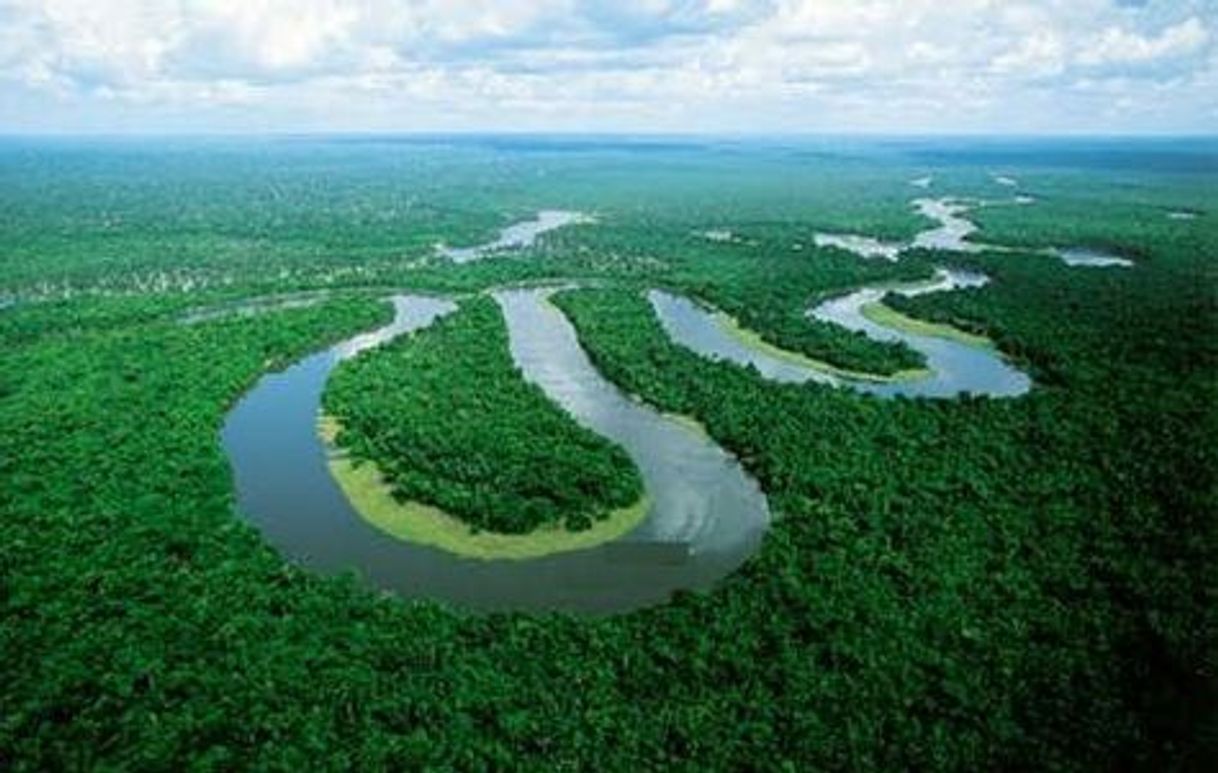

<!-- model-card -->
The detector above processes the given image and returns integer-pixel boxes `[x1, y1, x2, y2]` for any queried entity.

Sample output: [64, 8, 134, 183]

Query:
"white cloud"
[1077, 17, 1209, 67]
[0, 0, 1214, 132]
[7, 0, 183, 87]
[991, 31, 1067, 78]
[185, 0, 359, 73]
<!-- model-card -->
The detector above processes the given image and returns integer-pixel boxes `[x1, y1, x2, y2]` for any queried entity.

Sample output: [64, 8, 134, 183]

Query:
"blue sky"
[1, 0, 1214, 134]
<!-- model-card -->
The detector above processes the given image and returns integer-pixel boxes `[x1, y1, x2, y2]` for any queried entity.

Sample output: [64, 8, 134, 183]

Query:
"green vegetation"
[712, 302, 933, 381]
[318, 416, 651, 559]
[1, 138, 1214, 769]
[860, 299, 995, 348]
[684, 278, 931, 375]
[322, 296, 644, 535]
[655, 243, 937, 376]
[553, 272, 1216, 770]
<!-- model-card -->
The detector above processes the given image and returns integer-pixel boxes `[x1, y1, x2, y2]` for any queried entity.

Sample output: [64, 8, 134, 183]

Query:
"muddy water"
[223, 291, 770, 613]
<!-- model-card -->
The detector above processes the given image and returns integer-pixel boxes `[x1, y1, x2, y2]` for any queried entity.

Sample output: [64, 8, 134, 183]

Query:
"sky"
[0, 0, 1215, 135]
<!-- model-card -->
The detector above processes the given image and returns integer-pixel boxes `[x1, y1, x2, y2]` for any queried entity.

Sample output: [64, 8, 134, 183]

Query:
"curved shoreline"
[319, 414, 652, 561]
[437, 210, 596, 263]
[650, 270, 1030, 399]
[496, 288, 770, 551]
[857, 301, 993, 349]
[817, 193, 1137, 268]
[221, 184, 1116, 608]
[706, 301, 931, 383]
[652, 185, 1136, 399]
[223, 290, 770, 612]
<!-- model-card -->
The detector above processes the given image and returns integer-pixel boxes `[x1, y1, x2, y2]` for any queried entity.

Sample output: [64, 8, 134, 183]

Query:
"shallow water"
[181, 292, 330, 324]
[813, 194, 1133, 272]
[1051, 247, 1134, 268]
[910, 198, 985, 252]
[223, 292, 769, 613]
[651, 269, 1031, 399]
[806, 271, 1032, 398]
[813, 233, 902, 261]
[438, 210, 594, 263]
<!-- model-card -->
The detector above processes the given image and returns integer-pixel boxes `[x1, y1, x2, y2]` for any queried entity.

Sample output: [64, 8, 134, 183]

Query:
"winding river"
[684, 185, 1137, 398]
[223, 291, 768, 613]
[656, 191, 1049, 399]
[817, 193, 1135, 266]
[651, 269, 1031, 399]
[221, 184, 1140, 611]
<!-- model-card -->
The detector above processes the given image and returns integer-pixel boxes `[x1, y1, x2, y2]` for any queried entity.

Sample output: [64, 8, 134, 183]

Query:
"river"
[223, 291, 769, 613]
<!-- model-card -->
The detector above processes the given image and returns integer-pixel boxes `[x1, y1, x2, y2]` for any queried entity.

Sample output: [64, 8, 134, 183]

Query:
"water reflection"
[496, 288, 770, 552]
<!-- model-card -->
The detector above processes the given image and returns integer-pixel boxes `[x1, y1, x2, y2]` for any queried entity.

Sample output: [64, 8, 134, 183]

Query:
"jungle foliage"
[322, 296, 643, 534]
[1, 136, 1215, 770]
[553, 269, 1216, 770]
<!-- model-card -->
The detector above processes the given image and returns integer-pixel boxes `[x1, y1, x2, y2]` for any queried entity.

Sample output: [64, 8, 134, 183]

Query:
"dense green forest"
[322, 296, 643, 534]
[553, 274, 1216, 768]
[1, 137, 1214, 769]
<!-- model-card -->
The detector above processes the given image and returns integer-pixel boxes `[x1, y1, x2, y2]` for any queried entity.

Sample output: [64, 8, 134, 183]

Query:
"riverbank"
[318, 415, 651, 560]
[710, 305, 932, 383]
[858, 301, 994, 349]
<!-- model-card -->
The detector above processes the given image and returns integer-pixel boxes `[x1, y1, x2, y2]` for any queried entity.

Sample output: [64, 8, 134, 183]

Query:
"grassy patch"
[659, 411, 711, 439]
[859, 301, 995, 349]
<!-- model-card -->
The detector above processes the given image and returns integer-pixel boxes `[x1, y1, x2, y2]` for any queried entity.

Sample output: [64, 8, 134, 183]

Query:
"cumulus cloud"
[0, 0, 1214, 132]
[179, 0, 360, 75]
[1077, 16, 1209, 66]
[990, 31, 1068, 78]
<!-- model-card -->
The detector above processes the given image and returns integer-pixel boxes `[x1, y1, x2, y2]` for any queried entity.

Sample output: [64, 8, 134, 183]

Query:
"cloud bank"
[1, 0, 1214, 133]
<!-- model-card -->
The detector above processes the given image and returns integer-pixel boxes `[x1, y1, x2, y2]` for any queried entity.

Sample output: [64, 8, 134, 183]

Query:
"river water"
[650, 269, 1031, 399]
[812, 233, 902, 261]
[437, 210, 594, 263]
[815, 193, 1134, 267]
[221, 186, 1126, 611]
[223, 291, 769, 613]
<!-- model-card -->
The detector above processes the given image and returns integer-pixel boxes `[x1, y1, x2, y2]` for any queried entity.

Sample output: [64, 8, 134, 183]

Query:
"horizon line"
[1, 129, 1215, 141]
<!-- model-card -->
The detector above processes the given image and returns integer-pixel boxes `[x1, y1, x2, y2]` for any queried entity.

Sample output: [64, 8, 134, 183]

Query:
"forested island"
[322, 295, 644, 538]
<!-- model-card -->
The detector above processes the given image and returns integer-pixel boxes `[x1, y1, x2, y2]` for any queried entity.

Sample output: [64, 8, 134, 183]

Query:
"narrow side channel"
[650, 268, 1031, 399]
[817, 194, 1136, 268]
[807, 269, 1032, 398]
